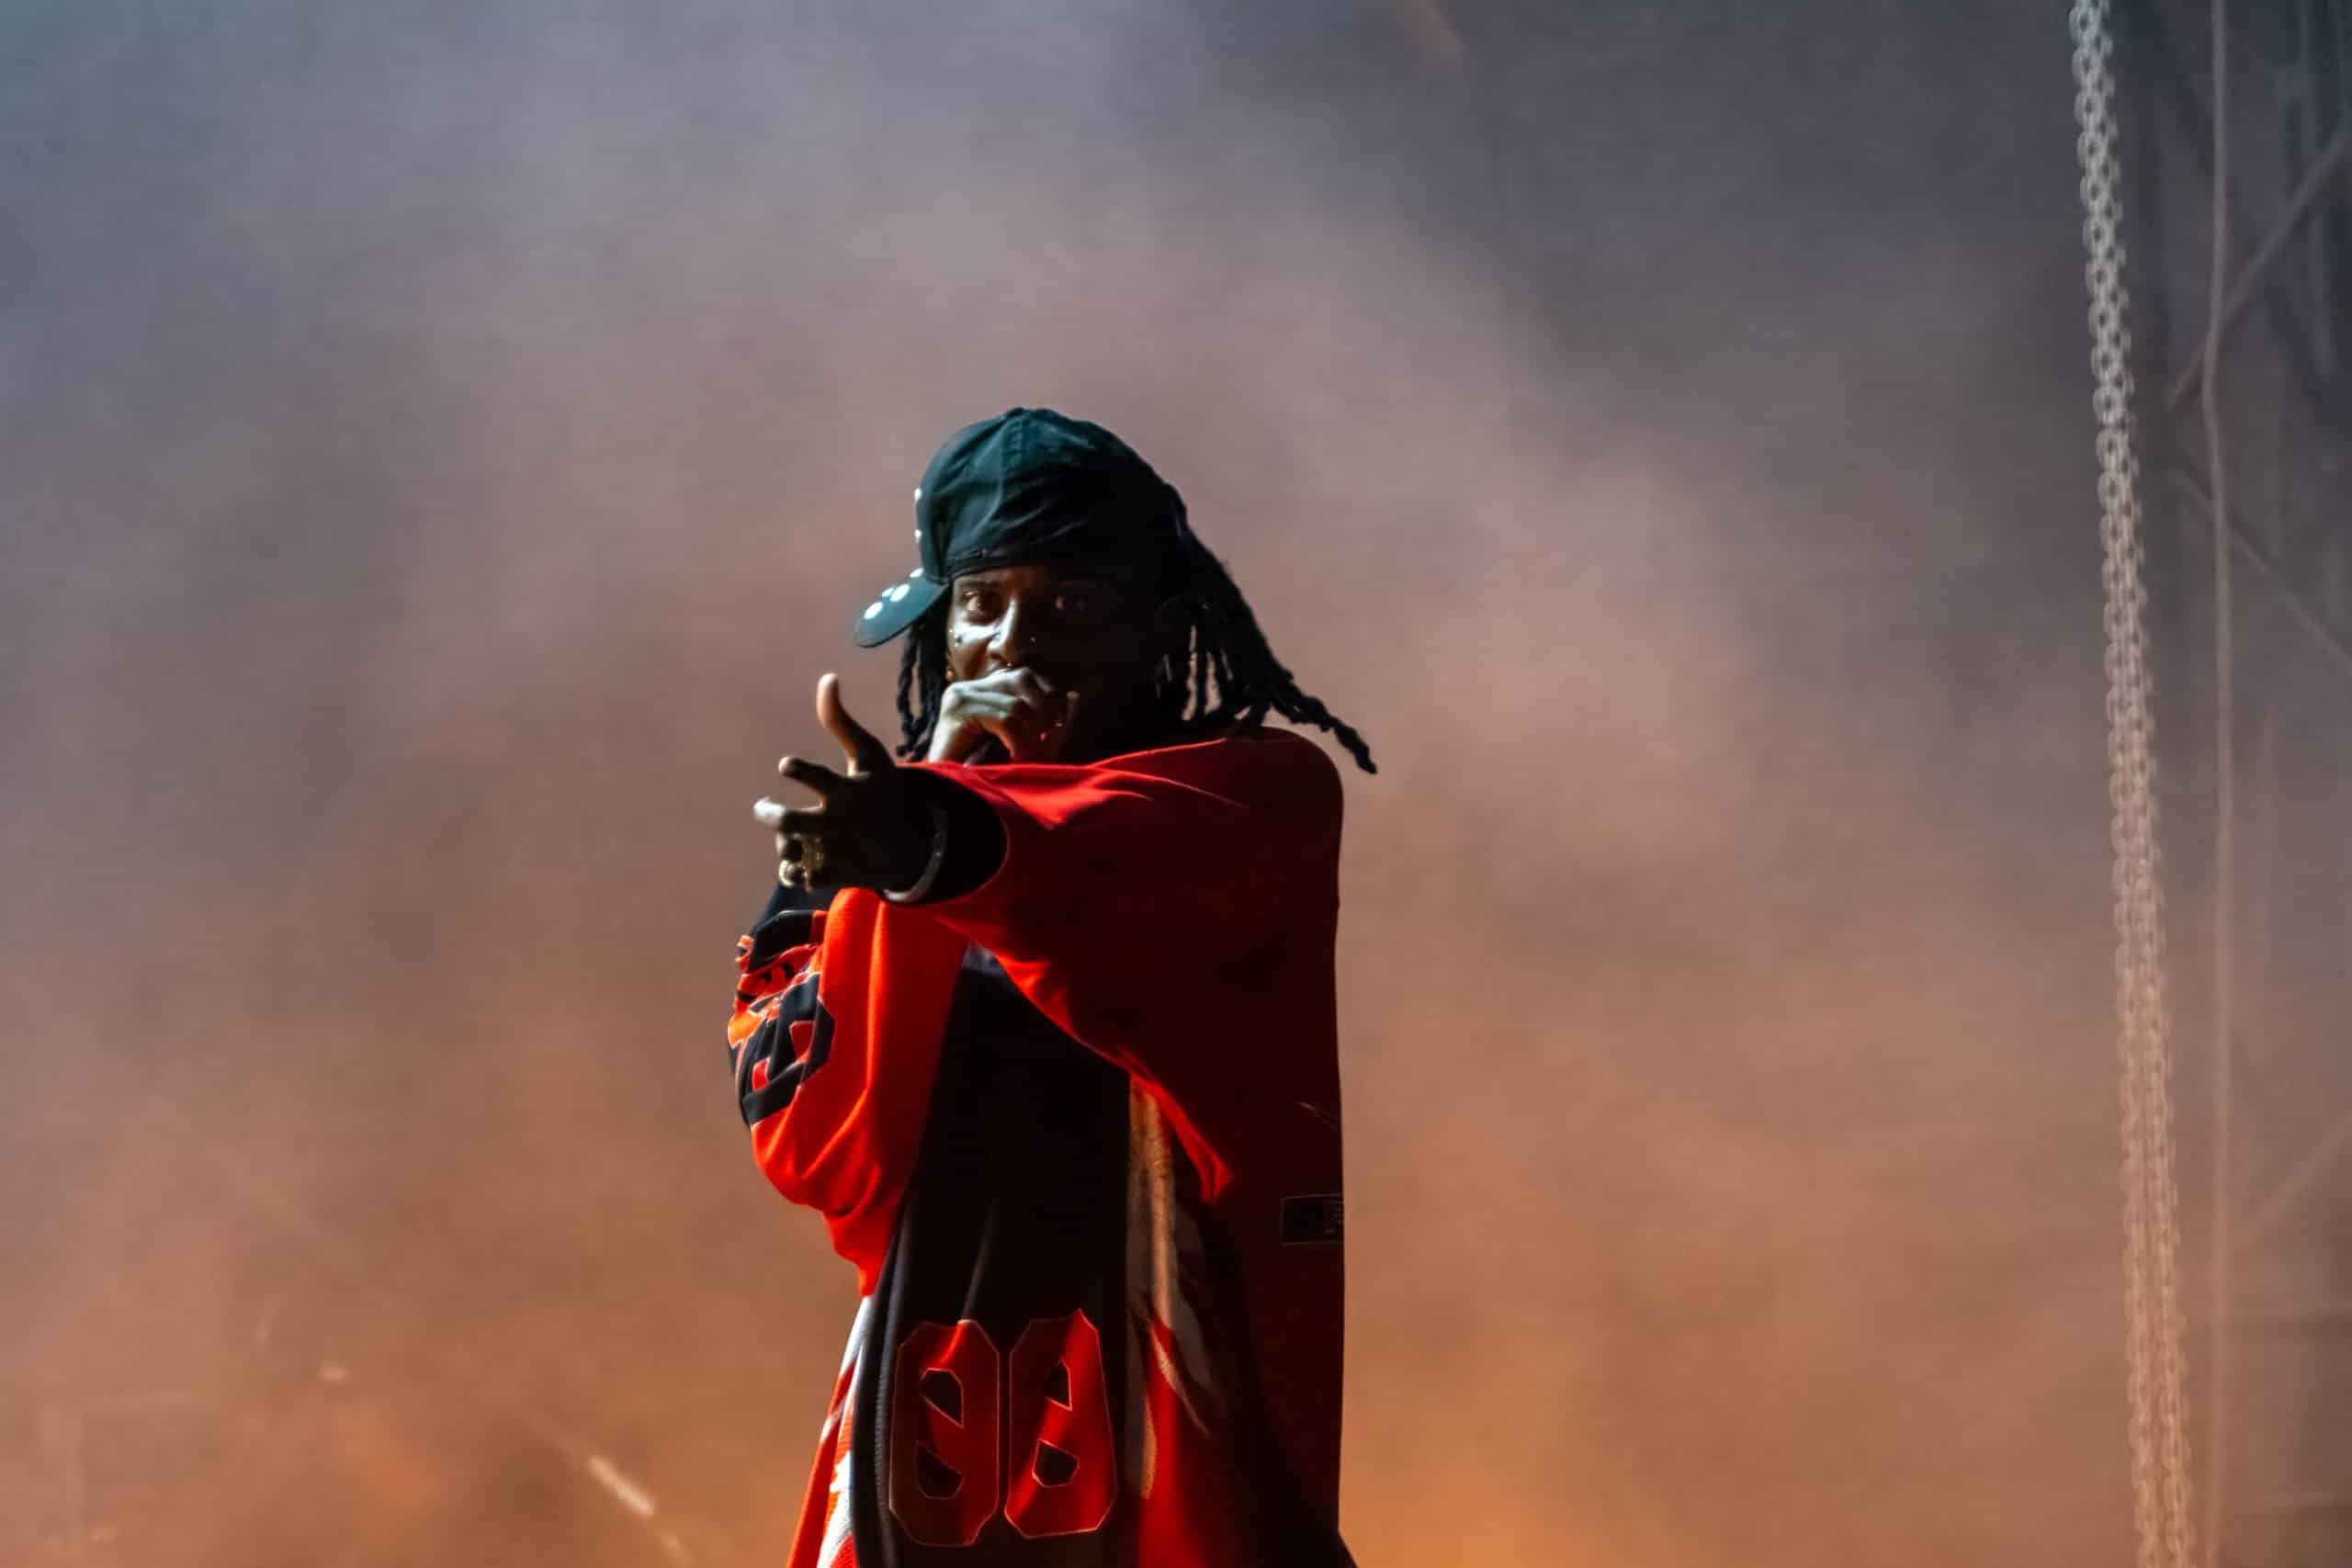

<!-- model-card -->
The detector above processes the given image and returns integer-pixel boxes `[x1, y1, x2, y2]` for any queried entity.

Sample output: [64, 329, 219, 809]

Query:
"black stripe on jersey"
[738, 976, 837, 1126]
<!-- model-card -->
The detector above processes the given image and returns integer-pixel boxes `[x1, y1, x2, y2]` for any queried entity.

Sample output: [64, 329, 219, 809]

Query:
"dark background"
[3, 3, 2183, 1562]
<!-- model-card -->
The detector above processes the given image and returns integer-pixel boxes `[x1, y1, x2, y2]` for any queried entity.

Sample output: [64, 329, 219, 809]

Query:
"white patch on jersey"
[815, 1294, 874, 1568]
[1125, 1086, 1225, 1504]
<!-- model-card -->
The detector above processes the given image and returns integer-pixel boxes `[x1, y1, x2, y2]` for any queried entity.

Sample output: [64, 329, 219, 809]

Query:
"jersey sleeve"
[727, 878, 967, 1292]
[901, 727, 1345, 1199]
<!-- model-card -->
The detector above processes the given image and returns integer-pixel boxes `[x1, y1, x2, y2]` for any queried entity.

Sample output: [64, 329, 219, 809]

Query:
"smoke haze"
[4, 3, 2176, 1562]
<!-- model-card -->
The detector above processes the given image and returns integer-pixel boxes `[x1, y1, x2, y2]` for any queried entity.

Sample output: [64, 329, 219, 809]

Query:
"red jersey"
[725, 727, 1354, 1568]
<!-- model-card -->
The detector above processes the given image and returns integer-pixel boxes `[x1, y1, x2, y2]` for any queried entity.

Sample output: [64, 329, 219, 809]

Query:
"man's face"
[943, 557, 1170, 758]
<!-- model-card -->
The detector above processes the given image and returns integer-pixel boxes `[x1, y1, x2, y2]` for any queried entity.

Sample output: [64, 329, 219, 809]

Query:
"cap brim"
[849, 575, 946, 648]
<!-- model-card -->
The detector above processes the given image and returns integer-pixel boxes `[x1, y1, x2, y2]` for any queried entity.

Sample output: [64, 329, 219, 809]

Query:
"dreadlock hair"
[889, 529, 1376, 775]
[894, 598, 953, 762]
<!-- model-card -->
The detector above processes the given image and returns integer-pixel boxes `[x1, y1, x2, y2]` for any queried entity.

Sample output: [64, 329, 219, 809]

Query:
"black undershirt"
[847, 942, 1135, 1568]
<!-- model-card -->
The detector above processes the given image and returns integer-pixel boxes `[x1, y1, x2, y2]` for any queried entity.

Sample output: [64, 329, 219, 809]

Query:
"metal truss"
[2125, 1, 2352, 1562]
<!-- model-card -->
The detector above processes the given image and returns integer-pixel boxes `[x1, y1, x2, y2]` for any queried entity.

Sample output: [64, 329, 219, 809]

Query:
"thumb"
[816, 671, 893, 774]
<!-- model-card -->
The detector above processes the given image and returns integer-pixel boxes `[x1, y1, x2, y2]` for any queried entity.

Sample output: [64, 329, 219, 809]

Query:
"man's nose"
[988, 597, 1035, 666]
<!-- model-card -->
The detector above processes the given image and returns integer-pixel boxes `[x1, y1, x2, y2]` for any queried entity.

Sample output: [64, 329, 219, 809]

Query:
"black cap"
[849, 407, 1188, 648]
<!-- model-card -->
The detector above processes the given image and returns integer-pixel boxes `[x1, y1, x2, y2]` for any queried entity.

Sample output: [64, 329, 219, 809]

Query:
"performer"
[732, 408, 1374, 1567]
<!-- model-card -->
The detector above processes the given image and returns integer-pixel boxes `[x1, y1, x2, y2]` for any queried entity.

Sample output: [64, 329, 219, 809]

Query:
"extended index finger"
[776, 755, 849, 796]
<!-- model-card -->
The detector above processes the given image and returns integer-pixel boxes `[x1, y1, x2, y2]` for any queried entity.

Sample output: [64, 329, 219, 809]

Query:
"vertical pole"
[2199, 0, 2235, 1559]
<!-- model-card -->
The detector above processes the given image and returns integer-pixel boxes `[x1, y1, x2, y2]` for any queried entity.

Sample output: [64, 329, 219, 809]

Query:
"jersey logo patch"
[736, 975, 836, 1126]
[1279, 1193, 1344, 1245]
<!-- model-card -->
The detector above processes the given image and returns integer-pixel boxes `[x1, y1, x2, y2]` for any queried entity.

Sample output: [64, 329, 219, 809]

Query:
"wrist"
[881, 800, 951, 903]
[885, 766, 1009, 906]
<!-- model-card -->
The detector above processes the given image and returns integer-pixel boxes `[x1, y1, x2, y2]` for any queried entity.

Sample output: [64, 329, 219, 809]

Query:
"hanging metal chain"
[2069, 6, 2198, 1568]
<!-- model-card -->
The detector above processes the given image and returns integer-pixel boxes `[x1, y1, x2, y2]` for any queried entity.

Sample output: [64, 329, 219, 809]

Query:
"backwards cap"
[849, 407, 1190, 648]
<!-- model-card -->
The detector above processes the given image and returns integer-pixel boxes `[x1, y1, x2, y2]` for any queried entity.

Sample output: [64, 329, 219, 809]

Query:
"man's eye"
[1053, 592, 1091, 616]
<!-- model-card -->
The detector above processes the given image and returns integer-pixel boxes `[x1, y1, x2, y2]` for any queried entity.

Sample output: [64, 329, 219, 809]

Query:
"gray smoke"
[4, 3, 2191, 1562]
